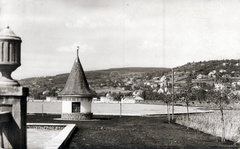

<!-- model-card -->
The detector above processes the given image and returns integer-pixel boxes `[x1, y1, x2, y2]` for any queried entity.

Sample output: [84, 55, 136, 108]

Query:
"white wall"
[81, 100, 91, 113]
[100, 97, 113, 102]
[62, 101, 72, 113]
[121, 99, 135, 103]
[62, 98, 92, 113]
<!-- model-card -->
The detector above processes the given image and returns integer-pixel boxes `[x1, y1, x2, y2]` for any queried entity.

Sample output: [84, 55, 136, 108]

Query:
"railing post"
[0, 125, 3, 148]
[0, 87, 28, 149]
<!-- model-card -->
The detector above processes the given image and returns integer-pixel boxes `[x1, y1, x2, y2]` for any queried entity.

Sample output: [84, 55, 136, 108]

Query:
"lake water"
[92, 103, 210, 116]
[27, 101, 211, 115]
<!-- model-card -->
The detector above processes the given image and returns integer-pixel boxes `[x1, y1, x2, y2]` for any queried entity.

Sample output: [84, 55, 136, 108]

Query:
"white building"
[219, 69, 227, 73]
[58, 49, 96, 120]
[214, 83, 225, 91]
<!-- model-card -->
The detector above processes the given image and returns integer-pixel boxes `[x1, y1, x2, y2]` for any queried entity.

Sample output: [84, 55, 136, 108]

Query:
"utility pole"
[172, 68, 174, 121]
[120, 95, 124, 118]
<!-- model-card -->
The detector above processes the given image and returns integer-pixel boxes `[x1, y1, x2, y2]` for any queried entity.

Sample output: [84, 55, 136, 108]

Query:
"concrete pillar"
[0, 86, 28, 149]
[0, 26, 27, 148]
[0, 26, 21, 86]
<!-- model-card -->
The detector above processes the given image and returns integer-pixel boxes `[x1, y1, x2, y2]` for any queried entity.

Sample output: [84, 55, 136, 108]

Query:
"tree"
[186, 71, 193, 87]
[112, 92, 124, 117]
[112, 92, 123, 101]
[193, 88, 207, 103]
[228, 91, 239, 109]
[207, 87, 232, 142]
[163, 93, 171, 123]
[140, 90, 147, 100]
[181, 87, 194, 129]
[182, 71, 193, 129]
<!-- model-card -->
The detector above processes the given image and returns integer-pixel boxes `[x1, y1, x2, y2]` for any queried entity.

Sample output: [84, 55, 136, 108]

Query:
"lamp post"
[166, 91, 171, 123]
[120, 100, 122, 117]
[119, 95, 124, 118]
[171, 68, 174, 121]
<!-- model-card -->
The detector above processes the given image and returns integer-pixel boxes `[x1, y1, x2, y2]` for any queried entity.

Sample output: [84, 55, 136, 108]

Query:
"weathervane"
[77, 46, 79, 57]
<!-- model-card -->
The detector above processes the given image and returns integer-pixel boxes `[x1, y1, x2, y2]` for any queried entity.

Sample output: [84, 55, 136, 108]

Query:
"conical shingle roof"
[59, 53, 95, 97]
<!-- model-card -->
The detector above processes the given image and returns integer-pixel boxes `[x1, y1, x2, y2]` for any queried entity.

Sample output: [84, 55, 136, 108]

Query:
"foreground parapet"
[0, 26, 28, 148]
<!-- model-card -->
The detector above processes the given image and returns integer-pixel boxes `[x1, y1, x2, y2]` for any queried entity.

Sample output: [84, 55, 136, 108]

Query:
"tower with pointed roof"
[58, 47, 96, 120]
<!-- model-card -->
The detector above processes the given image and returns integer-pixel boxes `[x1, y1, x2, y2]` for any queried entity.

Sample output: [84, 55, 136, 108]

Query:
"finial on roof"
[6, 26, 9, 29]
[77, 46, 79, 57]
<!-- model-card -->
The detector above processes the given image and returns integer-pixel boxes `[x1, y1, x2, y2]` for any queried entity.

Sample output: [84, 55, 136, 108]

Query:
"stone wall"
[61, 113, 93, 120]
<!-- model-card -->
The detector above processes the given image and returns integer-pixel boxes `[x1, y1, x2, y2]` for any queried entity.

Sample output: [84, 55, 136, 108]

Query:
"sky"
[1, 0, 240, 79]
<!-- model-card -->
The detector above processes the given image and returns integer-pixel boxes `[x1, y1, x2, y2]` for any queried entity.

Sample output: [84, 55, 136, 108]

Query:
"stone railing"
[0, 86, 28, 149]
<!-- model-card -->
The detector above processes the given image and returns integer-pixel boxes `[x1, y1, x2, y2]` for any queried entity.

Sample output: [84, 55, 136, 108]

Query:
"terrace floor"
[27, 114, 239, 149]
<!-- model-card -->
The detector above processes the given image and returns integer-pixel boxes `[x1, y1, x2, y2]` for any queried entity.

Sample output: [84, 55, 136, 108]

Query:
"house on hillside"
[219, 69, 227, 73]
[197, 74, 202, 79]
[135, 96, 144, 102]
[136, 78, 142, 83]
[223, 63, 229, 66]
[159, 75, 169, 88]
[151, 84, 158, 89]
[214, 83, 221, 90]
[42, 90, 50, 95]
[192, 85, 201, 89]
[222, 74, 231, 78]
[231, 81, 240, 88]
[144, 81, 151, 86]
[125, 80, 133, 85]
[214, 83, 225, 90]
[157, 86, 168, 94]
[232, 82, 237, 87]
[197, 74, 207, 79]
[133, 90, 142, 97]
[208, 71, 216, 78]
[121, 96, 135, 103]
[232, 71, 240, 77]
[152, 77, 160, 81]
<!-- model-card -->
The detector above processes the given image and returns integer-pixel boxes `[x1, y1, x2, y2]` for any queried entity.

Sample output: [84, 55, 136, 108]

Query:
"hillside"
[19, 67, 170, 99]
[20, 59, 240, 99]
[174, 59, 240, 76]
[167, 59, 240, 93]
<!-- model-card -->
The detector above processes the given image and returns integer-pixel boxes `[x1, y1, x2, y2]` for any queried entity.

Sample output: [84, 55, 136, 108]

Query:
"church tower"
[58, 47, 96, 120]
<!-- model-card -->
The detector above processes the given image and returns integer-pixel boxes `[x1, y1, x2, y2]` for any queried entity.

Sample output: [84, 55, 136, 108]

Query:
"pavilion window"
[72, 102, 81, 113]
